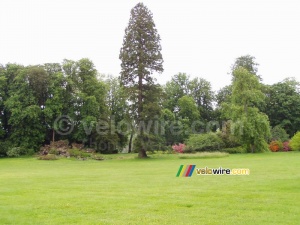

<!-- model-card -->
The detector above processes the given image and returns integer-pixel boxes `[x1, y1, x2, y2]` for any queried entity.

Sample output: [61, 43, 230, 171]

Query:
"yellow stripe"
[179, 165, 187, 177]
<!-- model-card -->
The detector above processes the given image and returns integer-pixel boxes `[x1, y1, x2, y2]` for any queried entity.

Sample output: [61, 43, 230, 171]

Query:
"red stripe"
[185, 165, 192, 177]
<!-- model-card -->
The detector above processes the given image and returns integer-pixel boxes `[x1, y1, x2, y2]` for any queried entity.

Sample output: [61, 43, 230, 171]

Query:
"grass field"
[1, 152, 300, 225]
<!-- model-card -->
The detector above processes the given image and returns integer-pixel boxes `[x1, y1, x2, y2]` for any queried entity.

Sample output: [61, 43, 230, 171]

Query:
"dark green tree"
[270, 125, 290, 142]
[263, 78, 300, 136]
[105, 75, 129, 152]
[163, 73, 190, 113]
[74, 59, 107, 147]
[189, 77, 214, 122]
[0, 64, 24, 141]
[216, 85, 232, 108]
[177, 95, 200, 141]
[5, 66, 46, 153]
[215, 85, 233, 121]
[119, 2, 163, 158]
[160, 108, 176, 145]
[164, 74, 214, 122]
[178, 95, 200, 126]
[0, 64, 7, 140]
[43, 63, 66, 142]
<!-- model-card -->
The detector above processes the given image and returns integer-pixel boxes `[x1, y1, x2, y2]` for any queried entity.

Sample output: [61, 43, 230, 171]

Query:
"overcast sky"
[0, 0, 299, 91]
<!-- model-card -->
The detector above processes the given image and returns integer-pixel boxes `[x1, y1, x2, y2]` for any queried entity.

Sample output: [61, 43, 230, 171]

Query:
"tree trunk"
[137, 135, 148, 158]
[138, 73, 143, 125]
[138, 148, 148, 158]
[138, 71, 147, 157]
[128, 130, 134, 153]
[251, 144, 254, 153]
[52, 128, 55, 143]
[89, 136, 92, 148]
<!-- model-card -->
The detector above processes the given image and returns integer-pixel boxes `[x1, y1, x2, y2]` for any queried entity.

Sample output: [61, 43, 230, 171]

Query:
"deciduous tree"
[231, 55, 261, 80]
[263, 78, 300, 136]
[227, 67, 270, 153]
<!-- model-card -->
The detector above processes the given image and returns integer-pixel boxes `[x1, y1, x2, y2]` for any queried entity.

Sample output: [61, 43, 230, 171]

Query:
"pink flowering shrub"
[283, 141, 291, 151]
[172, 143, 186, 154]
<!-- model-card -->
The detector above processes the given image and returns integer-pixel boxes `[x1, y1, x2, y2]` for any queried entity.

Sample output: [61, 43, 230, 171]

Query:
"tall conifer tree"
[119, 3, 163, 157]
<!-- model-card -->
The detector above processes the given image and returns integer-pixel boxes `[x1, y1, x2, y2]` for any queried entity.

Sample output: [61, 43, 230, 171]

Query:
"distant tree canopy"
[164, 73, 214, 121]
[0, 13, 299, 158]
[263, 78, 300, 136]
[231, 55, 261, 80]
[0, 59, 115, 156]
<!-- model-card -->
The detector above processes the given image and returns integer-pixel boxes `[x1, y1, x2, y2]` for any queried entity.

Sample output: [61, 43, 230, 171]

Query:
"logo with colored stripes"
[176, 165, 196, 177]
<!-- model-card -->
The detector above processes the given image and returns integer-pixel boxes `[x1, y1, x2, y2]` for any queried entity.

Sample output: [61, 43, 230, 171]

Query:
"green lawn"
[0, 152, 300, 225]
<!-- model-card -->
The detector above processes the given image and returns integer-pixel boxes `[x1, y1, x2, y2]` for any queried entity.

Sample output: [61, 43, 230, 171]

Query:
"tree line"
[1, 3, 299, 157]
[0, 55, 299, 157]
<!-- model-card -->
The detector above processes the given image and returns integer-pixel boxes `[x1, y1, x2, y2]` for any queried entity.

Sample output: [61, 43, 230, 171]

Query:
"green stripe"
[176, 165, 184, 177]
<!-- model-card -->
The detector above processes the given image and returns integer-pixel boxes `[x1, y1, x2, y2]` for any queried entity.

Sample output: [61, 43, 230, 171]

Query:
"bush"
[182, 145, 195, 153]
[172, 143, 185, 153]
[158, 146, 174, 154]
[96, 139, 118, 154]
[290, 132, 300, 151]
[186, 132, 225, 152]
[6, 147, 21, 157]
[283, 141, 291, 151]
[270, 125, 289, 142]
[217, 121, 240, 148]
[48, 148, 59, 155]
[132, 134, 167, 154]
[221, 146, 246, 154]
[269, 140, 283, 152]
[0, 141, 11, 157]
[95, 130, 121, 154]
[20, 148, 35, 156]
[91, 154, 104, 160]
[38, 154, 58, 160]
[68, 148, 91, 158]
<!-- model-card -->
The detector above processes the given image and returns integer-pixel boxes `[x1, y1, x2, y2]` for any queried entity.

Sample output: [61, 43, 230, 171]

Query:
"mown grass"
[177, 151, 229, 159]
[0, 152, 300, 225]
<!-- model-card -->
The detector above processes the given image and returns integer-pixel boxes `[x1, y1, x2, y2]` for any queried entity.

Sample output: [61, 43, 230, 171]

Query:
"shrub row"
[172, 132, 245, 154]
[180, 130, 300, 153]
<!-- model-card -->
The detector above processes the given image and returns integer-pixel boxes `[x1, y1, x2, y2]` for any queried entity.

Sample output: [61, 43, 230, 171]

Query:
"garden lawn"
[0, 152, 300, 225]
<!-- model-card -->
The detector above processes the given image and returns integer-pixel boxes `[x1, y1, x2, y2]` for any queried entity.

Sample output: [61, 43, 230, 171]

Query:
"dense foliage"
[0, 60, 112, 155]
[0, 4, 299, 157]
[1, 54, 299, 157]
[290, 132, 300, 151]
[263, 79, 300, 136]
[270, 125, 289, 142]
[186, 133, 225, 152]
[227, 67, 271, 153]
